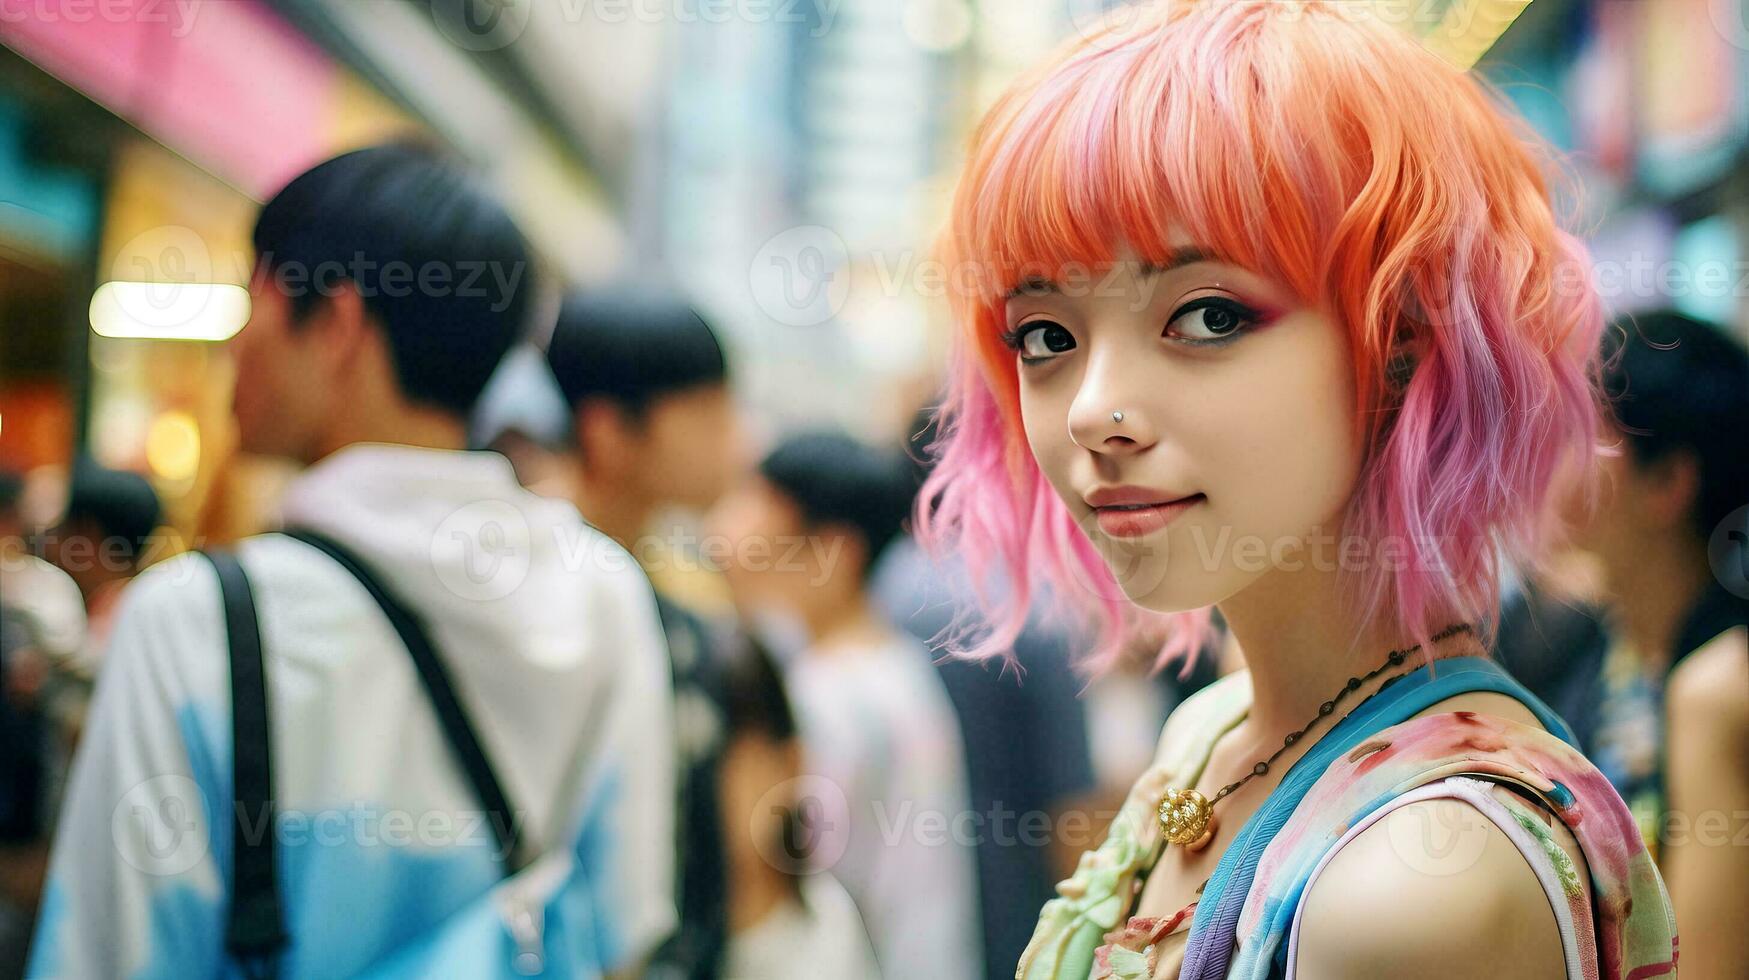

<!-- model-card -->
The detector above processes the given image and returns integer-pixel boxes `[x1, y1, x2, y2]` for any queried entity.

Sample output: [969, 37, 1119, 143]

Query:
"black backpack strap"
[203, 549, 286, 980]
[280, 528, 530, 874]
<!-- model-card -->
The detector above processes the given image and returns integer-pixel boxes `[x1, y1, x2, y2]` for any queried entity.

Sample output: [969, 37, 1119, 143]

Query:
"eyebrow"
[1003, 247, 1212, 299]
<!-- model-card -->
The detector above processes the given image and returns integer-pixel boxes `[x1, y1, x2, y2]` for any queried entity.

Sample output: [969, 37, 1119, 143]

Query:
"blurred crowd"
[0, 143, 1745, 979]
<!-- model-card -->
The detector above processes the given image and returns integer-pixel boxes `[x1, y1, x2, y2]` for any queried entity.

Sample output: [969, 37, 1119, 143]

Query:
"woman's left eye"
[1165, 297, 1259, 344]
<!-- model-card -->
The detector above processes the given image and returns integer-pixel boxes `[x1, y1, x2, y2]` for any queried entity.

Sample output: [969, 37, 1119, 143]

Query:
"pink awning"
[2, 0, 342, 199]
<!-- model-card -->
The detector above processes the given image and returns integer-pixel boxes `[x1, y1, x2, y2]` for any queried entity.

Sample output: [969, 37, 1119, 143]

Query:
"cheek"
[652, 411, 715, 471]
[722, 490, 793, 555]
[1557, 450, 1611, 538]
[693, 416, 733, 473]
[1018, 371, 1081, 497]
[230, 332, 283, 423]
[236, 300, 289, 374]
[1592, 460, 1640, 535]
[239, 324, 312, 398]
[230, 331, 266, 389]
[1197, 319, 1362, 534]
[709, 491, 759, 546]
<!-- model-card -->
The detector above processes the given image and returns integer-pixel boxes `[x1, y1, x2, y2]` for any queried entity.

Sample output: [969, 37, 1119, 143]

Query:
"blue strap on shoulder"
[1179, 655, 1574, 979]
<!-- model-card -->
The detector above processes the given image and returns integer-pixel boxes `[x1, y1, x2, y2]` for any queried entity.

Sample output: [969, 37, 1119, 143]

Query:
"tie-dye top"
[1017, 656, 1678, 980]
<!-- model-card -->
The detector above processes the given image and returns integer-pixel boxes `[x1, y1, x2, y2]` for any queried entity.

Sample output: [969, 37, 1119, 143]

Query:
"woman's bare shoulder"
[1293, 793, 1570, 980]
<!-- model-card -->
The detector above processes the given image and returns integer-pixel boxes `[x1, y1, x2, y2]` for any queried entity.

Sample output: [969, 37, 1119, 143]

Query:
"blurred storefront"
[5, 0, 1747, 550]
[0, 0, 638, 545]
[1486, 0, 1749, 338]
[0, 51, 101, 481]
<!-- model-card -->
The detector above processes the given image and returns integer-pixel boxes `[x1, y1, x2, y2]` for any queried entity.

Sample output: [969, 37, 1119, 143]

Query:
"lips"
[1085, 488, 1204, 538]
[1085, 486, 1198, 508]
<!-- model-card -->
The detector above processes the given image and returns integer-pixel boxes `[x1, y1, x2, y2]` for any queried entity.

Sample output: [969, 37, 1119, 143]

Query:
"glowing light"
[90, 282, 250, 342]
[145, 411, 201, 483]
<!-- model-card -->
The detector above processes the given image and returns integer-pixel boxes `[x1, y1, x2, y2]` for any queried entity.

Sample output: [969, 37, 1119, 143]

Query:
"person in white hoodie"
[27, 144, 675, 979]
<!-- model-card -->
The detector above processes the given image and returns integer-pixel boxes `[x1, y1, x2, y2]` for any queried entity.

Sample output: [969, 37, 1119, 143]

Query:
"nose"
[1067, 349, 1157, 454]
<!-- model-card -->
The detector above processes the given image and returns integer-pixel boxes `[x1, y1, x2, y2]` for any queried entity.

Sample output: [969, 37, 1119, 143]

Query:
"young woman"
[919, 3, 1678, 978]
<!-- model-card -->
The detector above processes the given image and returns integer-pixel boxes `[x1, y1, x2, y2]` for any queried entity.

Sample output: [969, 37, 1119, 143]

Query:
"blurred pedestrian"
[545, 288, 742, 613]
[0, 470, 20, 544]
[1493, 552, 1611, 754]
[5, 458, 161, 804]
[713, 639, 878, 979]
[30, 143, 676, 979]
[0, 604, 50, 979]
[1566, 309, 1749, 978]
[43, 457, 162, 659]
[544, 288, 777, 978]
[871, 409, 1100, 980]
[0, 470, 84, 976]
[470, 342, 579, 503]
[713, 431, 981, 980]
[0, 470, 85, 679]
[5, 458, 167, 978]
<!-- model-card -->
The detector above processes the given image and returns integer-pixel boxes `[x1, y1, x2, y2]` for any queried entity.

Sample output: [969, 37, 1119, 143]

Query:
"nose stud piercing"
[1112, 411, 1125, 423]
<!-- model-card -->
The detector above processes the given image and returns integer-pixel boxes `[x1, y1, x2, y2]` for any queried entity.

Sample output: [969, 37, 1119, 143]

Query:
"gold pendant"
[1157, 788, 1214, 847]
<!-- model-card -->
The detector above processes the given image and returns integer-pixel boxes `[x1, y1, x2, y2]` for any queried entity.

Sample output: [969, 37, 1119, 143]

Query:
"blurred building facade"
[1485, 0, 1749, 337]
[0, 0, 649, 543]
[2, 0, 1748, 546]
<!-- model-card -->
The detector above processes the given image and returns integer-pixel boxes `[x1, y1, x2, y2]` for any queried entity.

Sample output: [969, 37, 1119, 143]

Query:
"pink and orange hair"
[917, 0, 1605, 674]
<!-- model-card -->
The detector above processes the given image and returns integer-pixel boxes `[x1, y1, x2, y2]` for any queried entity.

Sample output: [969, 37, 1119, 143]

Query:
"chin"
[1111, 561, 1254, 615]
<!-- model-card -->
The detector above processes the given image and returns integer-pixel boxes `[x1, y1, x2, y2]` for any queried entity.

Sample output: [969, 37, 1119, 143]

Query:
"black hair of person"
[715, 638, 810, 884]
[545, 288, 728, 418]
[0, 469, 20, 512]
[62, 458, 162, 565]
[758, 430, 915, 579]
[718, 638, 797, 743]
[1603, 310, 1749, 544]
[251, 141, 536, 417]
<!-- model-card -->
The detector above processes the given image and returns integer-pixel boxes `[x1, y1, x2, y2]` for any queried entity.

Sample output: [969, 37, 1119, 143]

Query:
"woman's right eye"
[1005, 321, 1077, 362]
